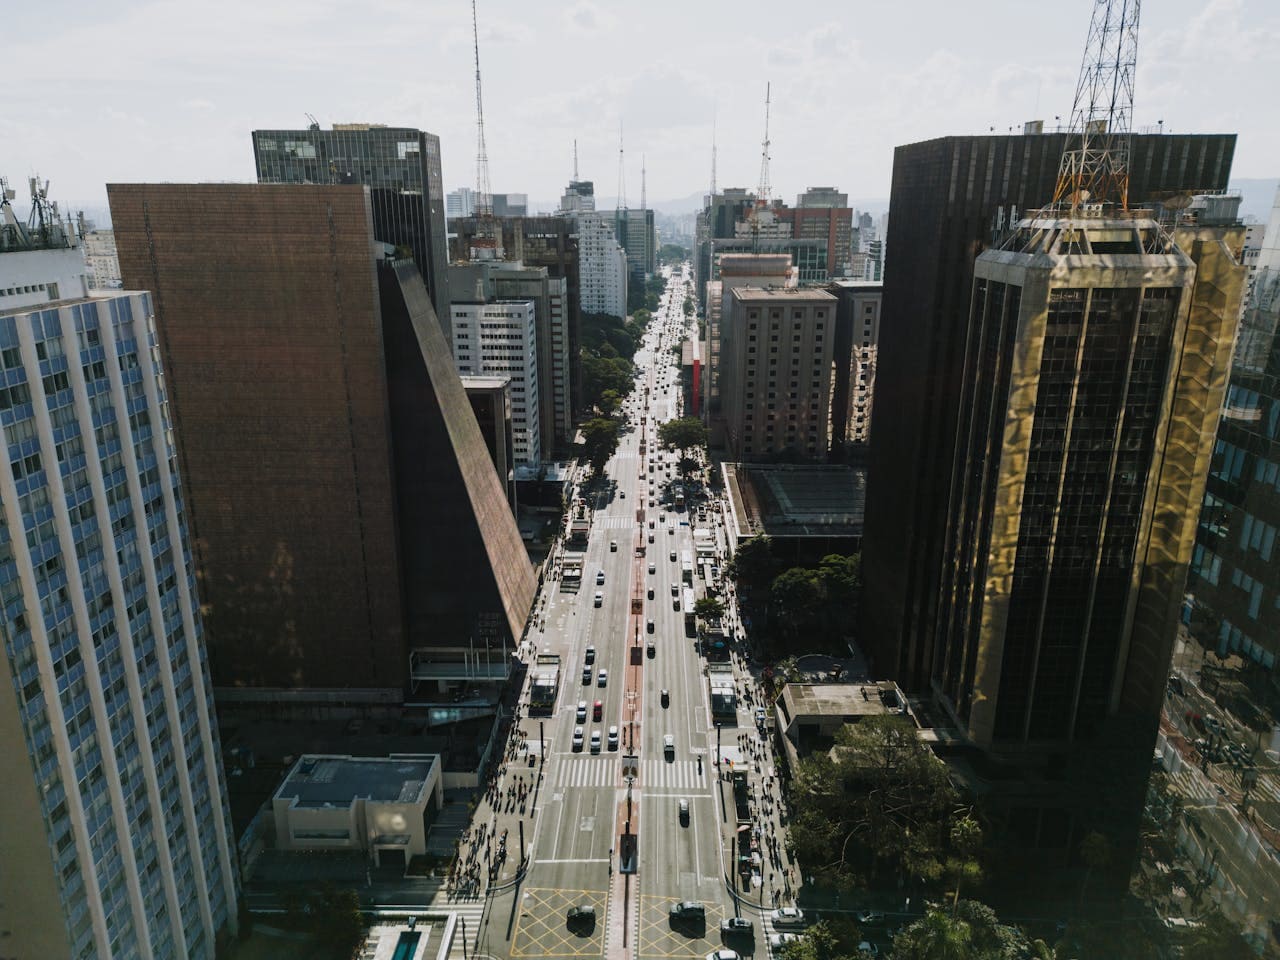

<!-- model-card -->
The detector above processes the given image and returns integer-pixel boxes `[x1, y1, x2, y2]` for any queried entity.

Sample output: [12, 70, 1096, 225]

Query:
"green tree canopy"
[580, 417, 620, 476]
[658, 416, 709, 456]
[598, 388, 622, 417]
[727, 534, 776, 594]
[693, 596, 726, 621]
[1180, 909, 1251, 960]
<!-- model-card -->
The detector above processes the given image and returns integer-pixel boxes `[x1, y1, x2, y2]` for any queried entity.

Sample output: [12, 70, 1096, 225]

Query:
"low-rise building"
[272, 755, 443, 869]
[773, 682, 909, 768]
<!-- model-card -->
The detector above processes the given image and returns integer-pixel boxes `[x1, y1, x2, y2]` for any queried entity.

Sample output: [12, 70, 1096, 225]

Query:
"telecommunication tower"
[471, 0, 501, 255]
[1052, 0, 1141, 212]
[757, 82, 772, 205]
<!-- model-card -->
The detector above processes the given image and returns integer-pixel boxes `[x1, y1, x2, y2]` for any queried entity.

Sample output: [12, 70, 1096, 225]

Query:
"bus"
[680, 551, 694, 584]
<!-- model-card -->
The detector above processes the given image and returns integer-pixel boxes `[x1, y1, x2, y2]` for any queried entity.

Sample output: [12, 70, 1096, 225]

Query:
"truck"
[529, 653, 561, 713]
[708, 663, 736, 718]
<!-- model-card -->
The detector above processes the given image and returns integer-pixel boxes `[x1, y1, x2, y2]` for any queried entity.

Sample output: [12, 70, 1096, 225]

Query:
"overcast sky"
[6, 0, 1278, 218]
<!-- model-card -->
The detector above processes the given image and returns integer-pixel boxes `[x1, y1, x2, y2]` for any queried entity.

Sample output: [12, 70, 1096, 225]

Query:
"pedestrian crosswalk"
[555, 757, 618, 788]
[642, 759, 706, 790]
[598, 516, 633, 530]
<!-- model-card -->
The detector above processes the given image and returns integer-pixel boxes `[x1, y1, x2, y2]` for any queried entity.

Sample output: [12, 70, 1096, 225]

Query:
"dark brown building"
[860, 132, 1237, 691]
[109, 183, 535, 697]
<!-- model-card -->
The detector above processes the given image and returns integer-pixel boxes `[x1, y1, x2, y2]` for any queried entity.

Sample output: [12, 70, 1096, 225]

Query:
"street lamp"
[715, 722, 721, 767]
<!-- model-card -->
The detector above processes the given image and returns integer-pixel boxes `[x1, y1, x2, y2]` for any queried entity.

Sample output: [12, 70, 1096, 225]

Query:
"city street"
[437, 265, 804, 960]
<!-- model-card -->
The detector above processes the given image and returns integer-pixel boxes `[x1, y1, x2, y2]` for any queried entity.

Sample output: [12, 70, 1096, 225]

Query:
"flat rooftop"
[460, 375, 510, 390]
[779, 682, 902, 721]
[727, 463, 865, 539]
[276, 754, 435, 808]
[732, 287, 836, 302]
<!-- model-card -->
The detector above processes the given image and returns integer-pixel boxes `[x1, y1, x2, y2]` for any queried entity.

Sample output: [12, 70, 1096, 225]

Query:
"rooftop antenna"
[471, 0, 501, 256]
[757, 82, 772, 205]
[1052, 0, 1140, 213]
[710, 105, 718, 198]
[641, 154, 647, 214]
[305, 112, 320, 130]
[573, 139, 579, 181]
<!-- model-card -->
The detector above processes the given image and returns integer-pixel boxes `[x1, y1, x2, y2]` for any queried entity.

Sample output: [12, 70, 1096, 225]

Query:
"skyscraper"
[860, 132, 1237, 690]
[1187, 188, 1280, 684]
[0, 242, 237, 956]
[108, 183, 534, 700]
[251, 123, 452, 334]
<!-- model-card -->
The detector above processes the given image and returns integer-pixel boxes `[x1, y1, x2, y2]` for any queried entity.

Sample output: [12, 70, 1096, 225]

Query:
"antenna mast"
[573, 139, 579, 181]
[710, 107, 718, 198]
[757, 82, 772, 204]
[471, 0, 500, 254]
[1052, 0, 1141, 213]
[616, 122, 627, 213]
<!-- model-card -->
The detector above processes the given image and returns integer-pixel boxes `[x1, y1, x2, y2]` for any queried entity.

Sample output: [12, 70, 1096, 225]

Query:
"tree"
[598, 388, 622, 417]
[1180, 909, 1251, 960]
[313, 886, 365, 960]
[678, 455, 701, 481]
[890, 909, 972, 960]
[770, 567, 824, 646]
[580, 418, 620, 476]
[658, 417, 709, 458]
[778, 919, 857, 960]
[727, 534, 776, 594]
[683, 295, 695, 317]
[1077, 831, 1111, 908]
[947, 815, 984, 912]
[788, 716, 959, 886]
[693, 596, 725, 621]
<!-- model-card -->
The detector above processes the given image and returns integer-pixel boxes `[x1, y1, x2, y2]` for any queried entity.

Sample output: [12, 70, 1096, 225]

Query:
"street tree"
[658, 416, 709, 458]
[1076, 831, 1111, 908]
[693, 596, 725, 621]
[598, 388, 622, 417]
[580, 417, 620, 476]
[947, 815, 984, 912]
[778, 919, 857, 960]
[1180, 909, 1251, 960]
[727, 534, 776, 594]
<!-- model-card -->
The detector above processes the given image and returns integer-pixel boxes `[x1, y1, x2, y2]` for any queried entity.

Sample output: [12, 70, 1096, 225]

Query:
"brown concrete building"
[719, 287, 837, 461]
[108, 183, 535, 699]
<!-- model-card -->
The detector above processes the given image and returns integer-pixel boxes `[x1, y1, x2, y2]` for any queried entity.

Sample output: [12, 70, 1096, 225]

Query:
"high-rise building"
[778, 200, 855, 278]
[572, 211, 628, 322]
[450, 216, 581, 437]
[702, 253, 792, 433]
[82, 228, 121, 289]
[934, 208, 1243, 886]
[492, 193, 528, 218]
[860, 132, 1237, 691]
[559, 179, 596, 214]
[827, 279, 882, 448]
[1187, 187, 1280, 686]
[719, 286, 837, 461]
[108, 183, 534, 700]
[449, 264, 543, 465]
[446, 186, 475, 220]
[251, 124, 452, 335]
[0, 243, 237, 956]
[695, 188, 756, 296]
[613, 207, 656, 284]
[796, 187, 849, 209]
[461, 375, 517, 513]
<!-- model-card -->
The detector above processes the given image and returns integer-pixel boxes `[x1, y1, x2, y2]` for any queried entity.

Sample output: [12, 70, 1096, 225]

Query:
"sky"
[5, 0, 1279, 220]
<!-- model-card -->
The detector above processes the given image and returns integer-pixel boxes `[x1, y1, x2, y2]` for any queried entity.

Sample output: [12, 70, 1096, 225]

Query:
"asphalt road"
[500, 265, 747, 960]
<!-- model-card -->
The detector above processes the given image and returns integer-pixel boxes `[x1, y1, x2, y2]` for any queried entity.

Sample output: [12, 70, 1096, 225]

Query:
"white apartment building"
[452, 299, 542, 464]
[573, 211, 628, 320]
[83, 229, 122, 289]
[0, 250, 238, 958]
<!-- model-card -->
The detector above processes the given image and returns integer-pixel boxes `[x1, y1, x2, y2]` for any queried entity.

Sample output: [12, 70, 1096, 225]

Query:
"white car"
[590, 730, 602, 753]
[768, 933, 800, 949]
[593, 591, 603, 606]
[576, 701, 587, 722]
[607, 725, 619, 750]
[706, 951, 740, 960]
[597, 669, 608, 687]
[770, 907, 805, 928]
[596, 570, 605, 585]
[648, 563, 656, 574]
[663, 734, 675, 756]
[572, 726, 584, 751]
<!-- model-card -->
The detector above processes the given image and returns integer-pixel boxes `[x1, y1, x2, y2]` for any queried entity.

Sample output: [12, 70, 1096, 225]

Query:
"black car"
[669, 901, 705, 921]
[566, 904, 596, 928]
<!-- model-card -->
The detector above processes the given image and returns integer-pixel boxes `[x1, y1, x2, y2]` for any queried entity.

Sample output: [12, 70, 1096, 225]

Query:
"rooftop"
[726, 463, 865, 539]
[276, 754, 436, 808]
[731, 286, 836, 302]
[779, 682, 903, 721]
[459, 375, 510, 391]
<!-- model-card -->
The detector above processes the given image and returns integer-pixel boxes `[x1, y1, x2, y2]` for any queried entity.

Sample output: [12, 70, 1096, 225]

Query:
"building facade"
[613, 207, 656, 283]
[461, 375, 516, 513]
[719, 287, 837, 461]
[82, 229, 121, 289]
[573, 211, 628, 320]
[859, 131, 1238, 691]
[1188, 188, 1280, 693]
[827, 280, 882, 447]
[450, 217, 582, 434]
[0, 274, 237, 957]
[108, 184, 535, 698]
[450, 296, 541, 465]
[251, 124, 452, 333]
[560, 179, 596, 214]
[780, 188, 856, 278]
